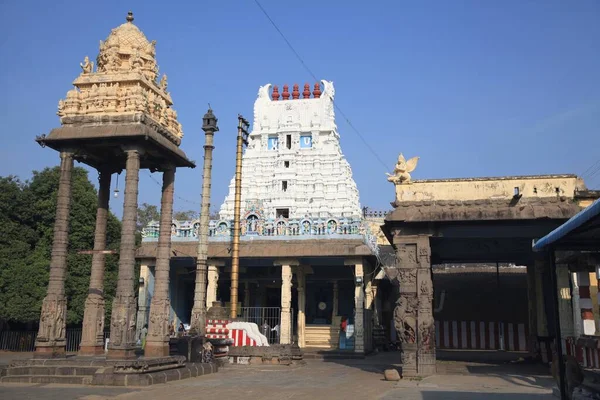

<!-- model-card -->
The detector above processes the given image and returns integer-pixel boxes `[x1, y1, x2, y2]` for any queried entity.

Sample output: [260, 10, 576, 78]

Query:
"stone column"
[135, 263, 151, 342]
[275, 259, 297, 344]
[392, 235, 435, 377]
[332, 280, 339, 318]
[526, 264, 539, 355]
[297, 266, 306, 348]
[206, 260, 224, 309]
[79, 169, 111, 355]
[35, 151, 74, 358]
[534, 259, 548, 336]
[108, 149, 141, 359]
[346, 258, 365, 354]
[243, 281, 250, 308]
[571, 272, 582, 338]
[556, 264, 574, 339]
[145, 166, 176, 357]
[372, 281, 381, 326]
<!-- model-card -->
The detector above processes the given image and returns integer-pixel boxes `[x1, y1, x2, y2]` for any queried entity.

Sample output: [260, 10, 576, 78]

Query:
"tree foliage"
[0, 167, 121, 326]
[136, 202, 159, 232]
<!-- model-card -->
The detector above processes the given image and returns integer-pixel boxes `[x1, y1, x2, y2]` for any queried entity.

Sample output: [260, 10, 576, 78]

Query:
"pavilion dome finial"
[126, 10, 134, 22]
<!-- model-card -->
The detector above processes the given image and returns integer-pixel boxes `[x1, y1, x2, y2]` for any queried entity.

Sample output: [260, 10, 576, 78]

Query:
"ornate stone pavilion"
[35, 12, 194, 359]
[137, 82, 380, 352]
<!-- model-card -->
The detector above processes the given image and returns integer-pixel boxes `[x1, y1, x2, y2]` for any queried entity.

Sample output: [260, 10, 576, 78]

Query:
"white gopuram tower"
[219, 81, 362, 220]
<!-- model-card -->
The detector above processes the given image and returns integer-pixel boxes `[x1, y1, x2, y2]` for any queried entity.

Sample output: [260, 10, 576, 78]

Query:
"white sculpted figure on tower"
[386, 153, 419, 185]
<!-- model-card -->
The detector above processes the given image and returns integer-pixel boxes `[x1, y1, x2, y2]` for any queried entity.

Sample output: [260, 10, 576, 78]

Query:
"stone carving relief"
[393, 296, 417, 344]
[148, 298, 171, 341]
[418, 314, 435, 352]
[398, 244, 418, 265]
[110, 295, 137, 347]
[80, 56, 93, 74]
[37, 297, 67, 343]
[386, 153, 419, 185]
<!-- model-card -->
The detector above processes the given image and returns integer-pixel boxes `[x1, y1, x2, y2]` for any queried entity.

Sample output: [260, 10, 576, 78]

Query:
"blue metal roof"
[533, 197, 600, 251]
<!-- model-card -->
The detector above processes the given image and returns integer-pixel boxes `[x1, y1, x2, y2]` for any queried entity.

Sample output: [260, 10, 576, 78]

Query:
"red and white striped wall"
[539, 337, 600, 369]
[435, 321, 528, 351]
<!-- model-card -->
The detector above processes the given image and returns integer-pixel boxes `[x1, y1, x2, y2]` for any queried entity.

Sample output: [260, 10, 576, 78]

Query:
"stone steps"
[1, 375, 93, 385]
[6, 366, 99, 376]
[305, 325, 340, 349]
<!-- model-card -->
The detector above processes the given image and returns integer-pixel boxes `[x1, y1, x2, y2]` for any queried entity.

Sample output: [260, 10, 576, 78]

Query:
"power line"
[252, 0, 392, 172]
[145, 171, 202, 206]
[581, 158, 600, 178]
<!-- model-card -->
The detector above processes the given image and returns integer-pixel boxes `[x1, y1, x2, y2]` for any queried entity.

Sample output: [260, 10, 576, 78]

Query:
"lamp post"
[190, 108, 219, 335]
[230, 115, 249, 319]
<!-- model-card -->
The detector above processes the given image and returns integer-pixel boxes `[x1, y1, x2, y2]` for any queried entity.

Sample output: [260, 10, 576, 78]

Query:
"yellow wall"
[395, 175, 585, 203]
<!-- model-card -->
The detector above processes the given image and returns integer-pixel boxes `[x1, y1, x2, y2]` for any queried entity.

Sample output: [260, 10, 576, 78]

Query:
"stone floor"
[0, 351, 555, 400]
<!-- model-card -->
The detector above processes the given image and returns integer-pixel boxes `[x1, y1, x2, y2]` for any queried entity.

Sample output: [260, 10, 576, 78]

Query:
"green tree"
[0, 167, 121, 325]
[173, 210, 199, 220]
[137, 202, 159, 232]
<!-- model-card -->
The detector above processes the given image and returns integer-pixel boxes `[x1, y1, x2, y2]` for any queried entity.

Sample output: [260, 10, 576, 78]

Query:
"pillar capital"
[274, 258, 300, 267]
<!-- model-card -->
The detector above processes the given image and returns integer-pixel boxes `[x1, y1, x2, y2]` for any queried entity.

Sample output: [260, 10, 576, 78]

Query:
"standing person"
[178, 322, 186, 335]
[140, 324, 148, 349]
[339, 316, 347, 350]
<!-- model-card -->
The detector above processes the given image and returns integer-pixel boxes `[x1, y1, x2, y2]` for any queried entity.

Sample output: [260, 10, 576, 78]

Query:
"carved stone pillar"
[79, 169, 111, 355]
[206, 260, 224, 309]
[275, 259, 297, 344]
[35, 151, 74, 358]
[108, 149, 141, 359]
[297, 266, 306, 348]
[392, 235, 435, 377]
[332, 280, 339, 318]
[145, 166, 176, 358]
[346, 258, 365, 354]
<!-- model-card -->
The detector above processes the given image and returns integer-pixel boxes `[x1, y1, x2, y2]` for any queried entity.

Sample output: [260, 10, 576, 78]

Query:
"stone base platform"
[227, 344, 303, 365]
[1, 355, 218, 386]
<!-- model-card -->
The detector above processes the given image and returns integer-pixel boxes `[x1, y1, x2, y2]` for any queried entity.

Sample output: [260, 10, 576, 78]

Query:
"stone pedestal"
[35, 151, 74, 358]
[80, 170, 111, 355]
[392, 235, 435, 377]
[108, 149, 141, 359]
[145, 167, 176, 358]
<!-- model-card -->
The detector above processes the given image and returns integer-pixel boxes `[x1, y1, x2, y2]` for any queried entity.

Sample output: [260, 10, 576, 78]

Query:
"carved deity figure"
[419, 315, 435, 351]
[80, 56, 93, 74]
[130, 50, 144, 71]
[393, 296, 416, 344]
[159, 74, 168, 91]
[386, 153, 419, 184]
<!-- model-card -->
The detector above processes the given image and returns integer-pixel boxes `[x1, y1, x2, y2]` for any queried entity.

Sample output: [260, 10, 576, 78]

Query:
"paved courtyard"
[0, 352, 555, 400]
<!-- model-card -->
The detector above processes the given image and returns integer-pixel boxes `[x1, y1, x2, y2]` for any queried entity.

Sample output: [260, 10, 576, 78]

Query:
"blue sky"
[1, 0, 599, 218]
